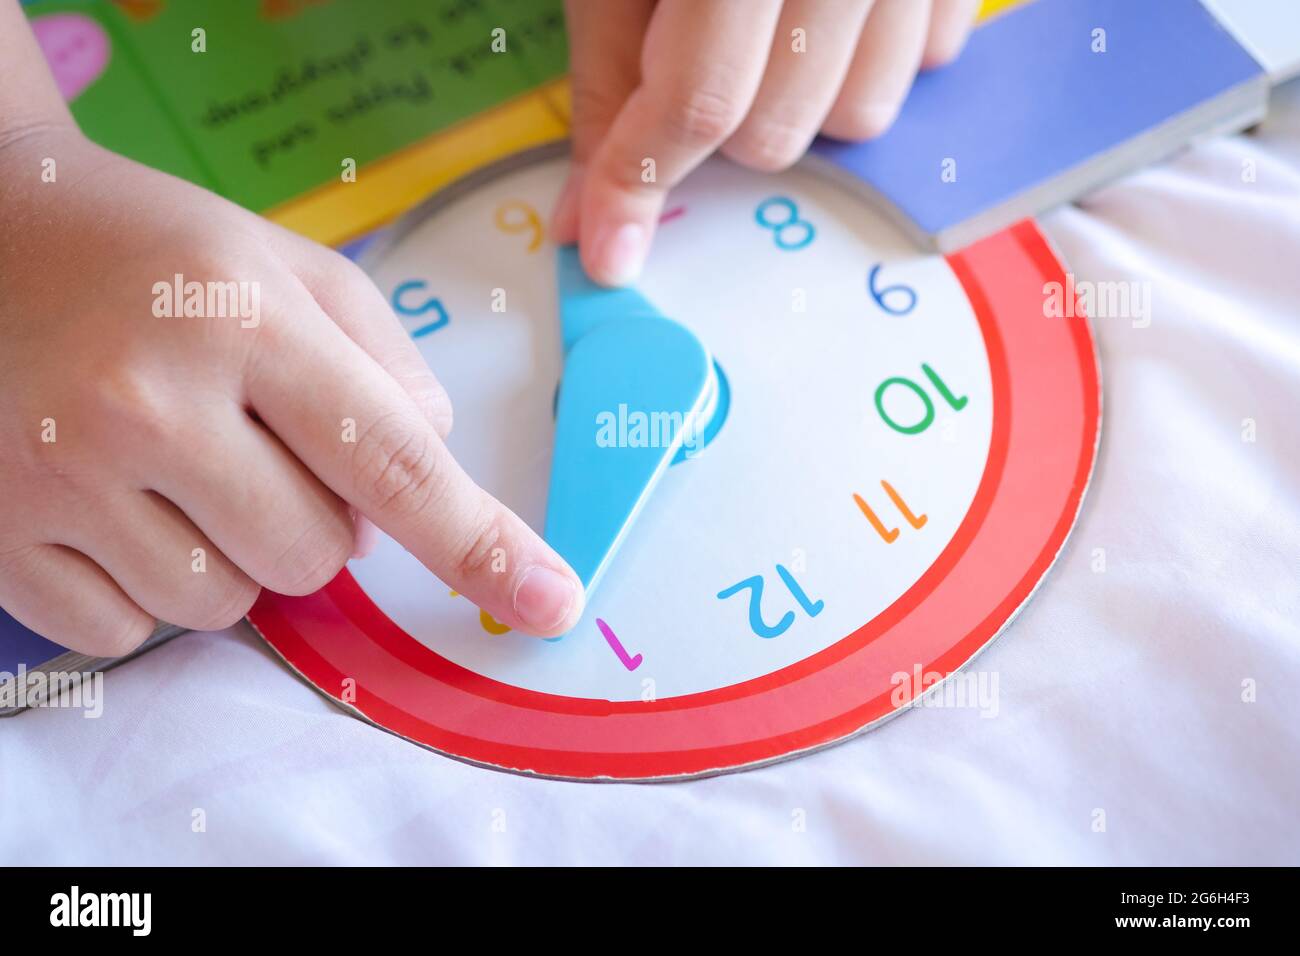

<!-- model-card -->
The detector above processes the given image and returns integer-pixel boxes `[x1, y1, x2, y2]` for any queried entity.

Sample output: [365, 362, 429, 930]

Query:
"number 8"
[755, 197, 815, 251]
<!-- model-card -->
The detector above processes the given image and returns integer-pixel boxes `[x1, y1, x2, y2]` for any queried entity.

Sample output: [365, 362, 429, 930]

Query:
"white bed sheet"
[3, 84, 1298, 868]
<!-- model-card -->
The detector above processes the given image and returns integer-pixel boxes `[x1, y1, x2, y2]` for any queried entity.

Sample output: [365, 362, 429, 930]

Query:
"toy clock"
[248, 142, 1100, 781]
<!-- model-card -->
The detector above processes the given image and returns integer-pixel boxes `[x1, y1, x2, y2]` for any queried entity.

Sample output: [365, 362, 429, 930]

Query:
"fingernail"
[513, 566, 578, 633]
[590, 221, 647, 286]
[352, 514, 379, 560]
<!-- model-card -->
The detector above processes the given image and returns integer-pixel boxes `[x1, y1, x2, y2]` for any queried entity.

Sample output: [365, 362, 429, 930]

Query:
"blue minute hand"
[543, 246, 714, 608]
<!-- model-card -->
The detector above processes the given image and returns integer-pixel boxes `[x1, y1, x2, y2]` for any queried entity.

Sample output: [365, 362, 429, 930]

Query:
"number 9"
[868, 263, 917, 316]
[494, 200, 543, 252]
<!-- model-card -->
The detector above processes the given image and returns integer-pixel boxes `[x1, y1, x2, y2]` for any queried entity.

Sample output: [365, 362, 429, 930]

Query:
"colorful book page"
[249, 148, 1101, 780]
[23, 1, 216, 188]
[22, 0, 568, 213]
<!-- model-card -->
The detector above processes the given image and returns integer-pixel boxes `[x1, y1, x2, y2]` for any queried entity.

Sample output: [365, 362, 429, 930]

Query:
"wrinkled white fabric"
[3, 83, 1297, 868]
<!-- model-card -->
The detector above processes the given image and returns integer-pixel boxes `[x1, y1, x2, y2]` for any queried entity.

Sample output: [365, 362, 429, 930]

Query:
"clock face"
[249, 143, 1100, 781]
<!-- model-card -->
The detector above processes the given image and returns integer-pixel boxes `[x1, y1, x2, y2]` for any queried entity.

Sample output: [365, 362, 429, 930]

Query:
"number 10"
[874, 363, 967, 435]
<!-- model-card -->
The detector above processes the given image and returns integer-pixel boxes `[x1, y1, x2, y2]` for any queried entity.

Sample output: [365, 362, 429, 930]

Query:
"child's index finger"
[244, 293, 583, 636]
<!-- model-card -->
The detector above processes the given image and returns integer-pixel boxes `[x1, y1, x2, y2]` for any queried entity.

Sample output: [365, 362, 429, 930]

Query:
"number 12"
[717, 564, 824, 639]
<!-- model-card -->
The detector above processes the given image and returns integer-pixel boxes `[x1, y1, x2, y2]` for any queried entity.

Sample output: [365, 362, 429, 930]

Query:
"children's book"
[21, 0, 569, 210]
[1202, 0, 1300, 83]
[0, 612, 185, 716]
[4, 0, 1295, 716]
[813, 0, 1269, 251]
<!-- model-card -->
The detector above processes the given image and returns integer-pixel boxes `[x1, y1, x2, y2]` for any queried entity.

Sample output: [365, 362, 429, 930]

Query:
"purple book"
[812, 0, 1268, 250]
[0, 608, 184, 716]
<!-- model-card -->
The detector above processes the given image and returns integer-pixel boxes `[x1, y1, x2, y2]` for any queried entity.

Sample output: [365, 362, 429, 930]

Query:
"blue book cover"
[813, 0, 1267, 249]
[0, 607, 64, 676]
[1, 607, 183, 714]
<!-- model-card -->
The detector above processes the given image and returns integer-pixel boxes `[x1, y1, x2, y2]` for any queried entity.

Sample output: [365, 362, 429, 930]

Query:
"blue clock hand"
[544, 247, 715, 605]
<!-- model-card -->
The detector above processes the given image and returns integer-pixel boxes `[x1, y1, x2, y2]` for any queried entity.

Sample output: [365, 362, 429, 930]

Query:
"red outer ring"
[249, 220, 1100, 780]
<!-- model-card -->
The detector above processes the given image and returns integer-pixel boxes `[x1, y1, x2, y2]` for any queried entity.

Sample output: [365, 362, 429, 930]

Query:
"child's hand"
[0, 129, 584, 653]
[552, 0, 979, 285]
